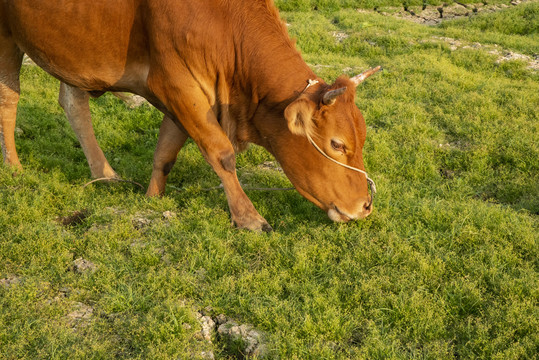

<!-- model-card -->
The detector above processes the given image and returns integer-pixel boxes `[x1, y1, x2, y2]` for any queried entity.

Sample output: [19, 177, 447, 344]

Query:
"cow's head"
[272, 67, 381, 222]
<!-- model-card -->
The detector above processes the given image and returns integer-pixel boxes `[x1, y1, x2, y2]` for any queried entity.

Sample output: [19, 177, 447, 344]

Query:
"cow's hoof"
[261, 222, 273, 233]
[5, 163, 23, 177]
[90, 166, 119, 181]
[233, 218, 273, 233]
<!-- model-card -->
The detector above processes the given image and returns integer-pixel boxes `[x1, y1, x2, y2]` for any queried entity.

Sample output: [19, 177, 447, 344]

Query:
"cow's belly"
[5, 0, 148, 92]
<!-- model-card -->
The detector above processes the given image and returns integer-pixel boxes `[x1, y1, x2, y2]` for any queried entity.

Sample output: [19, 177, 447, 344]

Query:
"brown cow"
[0, 0, 379, 231]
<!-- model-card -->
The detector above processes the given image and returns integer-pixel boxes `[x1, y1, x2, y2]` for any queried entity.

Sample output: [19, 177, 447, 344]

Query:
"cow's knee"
[162, 160, 176, 176]
[220, 151, 236, 173]
[147, 159, 178, 197]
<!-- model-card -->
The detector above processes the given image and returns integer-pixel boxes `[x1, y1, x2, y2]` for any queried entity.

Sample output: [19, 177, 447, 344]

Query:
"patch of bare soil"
[422, 36, 539, 70]
[496, 50, 539, 69]
[56, 209, 89, 226]
[66, 301, 94, 328]
[352, 0, 539, 71]
[72, 257, 97, 274]
[0, 275, 21, 287]
[371, 0, 535, 25]
[257, 160, 284, 173]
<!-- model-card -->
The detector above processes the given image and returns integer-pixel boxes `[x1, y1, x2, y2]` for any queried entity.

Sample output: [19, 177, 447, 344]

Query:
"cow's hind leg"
[0, 40, 23, 170]
[58, 82, 118, 179]
[147, 115, 188, 196]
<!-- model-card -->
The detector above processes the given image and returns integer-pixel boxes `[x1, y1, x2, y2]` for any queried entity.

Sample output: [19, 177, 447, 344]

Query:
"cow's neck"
[238, 22, 316, 104]
[229, 4, 320, 151]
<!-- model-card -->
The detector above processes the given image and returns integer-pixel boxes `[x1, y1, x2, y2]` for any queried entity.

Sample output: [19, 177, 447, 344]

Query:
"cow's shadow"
[165, 150, 331, 229]
[16, 87, 329, 227]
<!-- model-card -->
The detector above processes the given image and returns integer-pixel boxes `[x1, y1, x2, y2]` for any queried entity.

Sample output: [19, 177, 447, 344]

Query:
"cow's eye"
[331, 139, 346, 153]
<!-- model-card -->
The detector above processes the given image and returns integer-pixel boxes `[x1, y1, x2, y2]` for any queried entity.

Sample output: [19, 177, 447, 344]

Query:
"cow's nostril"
[363, 201, 373, 217]
[364, 201, 372, 211]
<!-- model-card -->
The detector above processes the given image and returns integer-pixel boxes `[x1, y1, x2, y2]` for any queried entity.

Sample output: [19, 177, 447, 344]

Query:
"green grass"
[1, 2, 538, 359]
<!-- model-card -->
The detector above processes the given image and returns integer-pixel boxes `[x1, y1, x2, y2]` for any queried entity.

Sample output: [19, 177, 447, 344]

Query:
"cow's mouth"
[327, 200, 373, 222]
[292, 183, 371, 222]
[327, 204, 352, 222]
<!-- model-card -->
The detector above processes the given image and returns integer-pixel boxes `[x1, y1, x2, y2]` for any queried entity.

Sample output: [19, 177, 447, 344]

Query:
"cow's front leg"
[58, 83, 118, 179]
[151, 84, 271, 232]
[146, 114, 188, 196]
[189, 118, 271, 232]
[189, 126, 271, 231]
[204, 137, 272, 232]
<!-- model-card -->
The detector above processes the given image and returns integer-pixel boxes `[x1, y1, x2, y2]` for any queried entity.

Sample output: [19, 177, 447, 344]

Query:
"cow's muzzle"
[327, 200, 372, 222]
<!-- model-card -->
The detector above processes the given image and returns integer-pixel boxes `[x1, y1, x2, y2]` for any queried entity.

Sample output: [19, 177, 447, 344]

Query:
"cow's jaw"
[327, 202, 372, 222]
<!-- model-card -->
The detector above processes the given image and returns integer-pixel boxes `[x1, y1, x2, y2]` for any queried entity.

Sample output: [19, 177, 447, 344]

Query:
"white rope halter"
[306, 133, 376, 196]
[301, 79, 377, 202]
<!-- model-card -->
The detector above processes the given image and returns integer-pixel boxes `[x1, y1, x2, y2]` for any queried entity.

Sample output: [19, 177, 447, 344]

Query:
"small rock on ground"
[112, 92, 149, 109]
[195, 312, 216, 342]
[162, 210, 177, 219]
[215, 313, 227, 325]
[132, 217, 152, 229]
[217, 321, 268, 358]
[190, 309, 269, 358]
[199, 351, 215, 360]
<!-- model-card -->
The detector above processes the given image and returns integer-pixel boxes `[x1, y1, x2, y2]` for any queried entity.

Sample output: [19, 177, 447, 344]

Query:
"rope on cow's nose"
[306, 133, 376, 198]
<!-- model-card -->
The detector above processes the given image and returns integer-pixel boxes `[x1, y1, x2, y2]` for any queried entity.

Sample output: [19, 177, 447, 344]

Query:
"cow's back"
[2, 0, 303, 98]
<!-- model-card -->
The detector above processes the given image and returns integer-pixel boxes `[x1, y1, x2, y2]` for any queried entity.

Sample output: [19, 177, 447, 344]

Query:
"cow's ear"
[284, 97, 316, 137]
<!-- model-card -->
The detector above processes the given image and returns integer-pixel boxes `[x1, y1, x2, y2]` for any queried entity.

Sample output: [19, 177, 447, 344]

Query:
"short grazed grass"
[1, 2, 538, 359]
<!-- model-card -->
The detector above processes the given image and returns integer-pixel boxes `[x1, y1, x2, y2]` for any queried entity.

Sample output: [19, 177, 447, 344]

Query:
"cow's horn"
[322, 87, 347, 105]
[350, 66, 382, 86]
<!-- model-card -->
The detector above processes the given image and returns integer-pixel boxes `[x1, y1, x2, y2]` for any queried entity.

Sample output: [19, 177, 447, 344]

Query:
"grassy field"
[1, 1, 538, 359]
